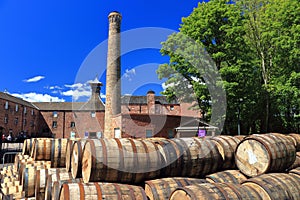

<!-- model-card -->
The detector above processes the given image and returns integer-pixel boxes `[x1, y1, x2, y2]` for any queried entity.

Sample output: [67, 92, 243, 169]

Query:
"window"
[52, 121, 57, 128]
[146, 129, 153, 138]
[170, 105, 174, 111]
[31, 109, 34, 116]
[4, 115, 8, 124]
[70, 122, 75, 128]
[15, 104, 19, 112]
[23, 119, 27, 126]
[5, 101, 8, 110]
[30, 120, 34, 127]
[91, 112, 96, 117]
[24, 107, 27, 114]
[53, 111, 58, 117]
[14, 117, 18, 125]
[89, 132, 97, 139]
[168, 129, 174, 138]
[114, 128, 121, 138]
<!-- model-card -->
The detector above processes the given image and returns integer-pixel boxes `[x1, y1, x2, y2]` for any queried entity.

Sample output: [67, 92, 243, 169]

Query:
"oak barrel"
[288, 152, 300, 170]
[44, 171, 77, 200]
[22, 138, 36, 155]
[205, 170, 247, 184]
[144, 177, 207, 200]
[51, 138, 69, 168]
[18, 161, 51, 185]
[59, 182, 148, 200]
[169, 182, 262, 200]
[235, 133, 296, 177]
[81, 138, 162, 183]
[148, 138, 184, 177]
[35, 168, 67, 200]
[289, 166, 300, 177]
[170, 137, 222, 177]
[31, 138, 53, 161]
[14, 154, 33, 172]
[70, 139, 87, 178]
[51, 179, 82, 200]
[288, 133, 300, 151]
[233, 135, 247, 141]
[210, 135, 241, 169]
[242, 173, 300, 200]
[21, 165, 50, 197]
[65, 139, 79, 172]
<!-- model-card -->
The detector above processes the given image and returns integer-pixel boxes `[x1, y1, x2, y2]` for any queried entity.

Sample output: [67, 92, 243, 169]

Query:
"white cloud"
[162, 82, 175, 90]
[62, 80, 103, 101]
[23, 76, 45, 83]
[11, 92, 65, 102]
[123, 68, 136, 81]
[47, 85, 63, 90]
[64, 83, 84, 89]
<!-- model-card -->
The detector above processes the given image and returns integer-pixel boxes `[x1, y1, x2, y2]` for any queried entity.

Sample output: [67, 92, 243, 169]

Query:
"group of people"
[1, 131, 27, 142]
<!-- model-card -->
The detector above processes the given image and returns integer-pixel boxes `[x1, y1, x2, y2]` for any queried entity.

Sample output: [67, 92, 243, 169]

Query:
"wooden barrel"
[18, 161, 51, 184]
[14, 155, 34, 172]
[170, 137, 222, 177]
[51, 179, 82, 200]
[242, 173, 300, 200]
[35, 168, 68, 200]
[44, 171, 77, 200]
[149, 138, 184, 177]
[205, 170, 247, 184]
[21, 165, 50, 197]
[31, 138, 53, 161]
[289, 166, 300, 177]
[288, 133, 300, 151]
[14, 154, 30, 169]
[288, 152, 300, 170]
[210, 135, 241, 169]
[58, 182, 148, 200]
[51, 139, 69, 168]
[169, 182, 262, 200]
[22, 138, 36, 155]
[65, 139, 79, 172]
[235, 133, 296, 177]
[70, 139, 87, 178]
[144, 177, 207, 200]
[81, 138, 162, 183]
[233, 135, 247, 141]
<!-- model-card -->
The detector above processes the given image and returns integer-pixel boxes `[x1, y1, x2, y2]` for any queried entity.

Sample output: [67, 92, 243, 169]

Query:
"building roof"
[32, 102, 83, 111]
[121, 95, 179, 105]
[79, 94, 105, 111]
[0, 92, 37, 109]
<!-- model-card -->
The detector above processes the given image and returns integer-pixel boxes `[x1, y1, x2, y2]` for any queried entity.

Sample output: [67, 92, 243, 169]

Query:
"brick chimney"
[104, 11, 122, 138]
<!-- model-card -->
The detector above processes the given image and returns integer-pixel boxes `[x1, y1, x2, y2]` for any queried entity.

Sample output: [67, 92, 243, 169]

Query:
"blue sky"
[0, 0, 206, 102]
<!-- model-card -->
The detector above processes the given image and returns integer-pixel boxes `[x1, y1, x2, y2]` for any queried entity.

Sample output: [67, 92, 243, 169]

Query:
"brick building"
[0, 84, 205, 139]
[0, 92, 41, 138]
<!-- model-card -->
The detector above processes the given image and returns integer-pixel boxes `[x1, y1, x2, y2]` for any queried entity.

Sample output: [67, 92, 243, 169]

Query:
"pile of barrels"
[0, 133, 300, 200]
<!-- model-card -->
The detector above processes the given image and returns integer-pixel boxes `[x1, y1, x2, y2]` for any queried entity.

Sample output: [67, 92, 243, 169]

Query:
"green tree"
[158, 0, 251, 134]
[238, 0, 300, 132]
[158, 0, 300, 134]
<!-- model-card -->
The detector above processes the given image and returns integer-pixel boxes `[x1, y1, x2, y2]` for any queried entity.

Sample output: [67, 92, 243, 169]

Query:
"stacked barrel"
[0, 133, 300, 199]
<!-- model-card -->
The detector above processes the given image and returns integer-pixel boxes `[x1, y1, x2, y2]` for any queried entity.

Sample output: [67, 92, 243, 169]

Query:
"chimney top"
[147, 90, 155, 94]
[108, 11, 122, 18]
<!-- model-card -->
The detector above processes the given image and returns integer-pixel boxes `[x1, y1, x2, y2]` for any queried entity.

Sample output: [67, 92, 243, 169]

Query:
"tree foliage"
[157, 0, 300, 134]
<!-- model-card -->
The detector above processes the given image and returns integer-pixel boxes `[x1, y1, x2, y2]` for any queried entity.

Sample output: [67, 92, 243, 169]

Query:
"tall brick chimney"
[104, 11, 122, 138]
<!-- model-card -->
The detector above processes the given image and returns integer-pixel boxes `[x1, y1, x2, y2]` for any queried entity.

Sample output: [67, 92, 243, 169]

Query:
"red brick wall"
[0, 98, 40, 138]
[39, 110, 105, 138]
[120, 114, 181, 138]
